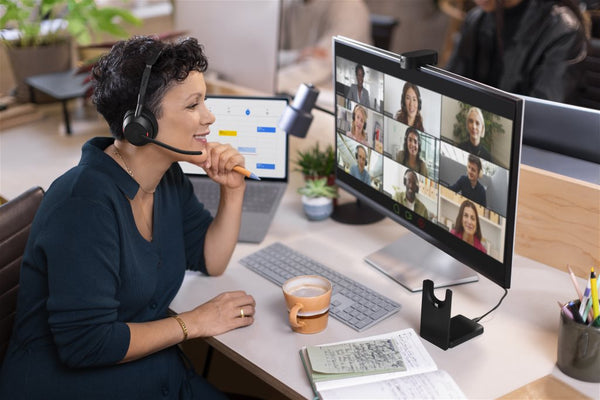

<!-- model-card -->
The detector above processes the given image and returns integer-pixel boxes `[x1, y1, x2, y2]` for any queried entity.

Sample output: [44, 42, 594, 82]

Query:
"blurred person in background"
[446, 0, 587, 103]
[277, 0, 371, 96]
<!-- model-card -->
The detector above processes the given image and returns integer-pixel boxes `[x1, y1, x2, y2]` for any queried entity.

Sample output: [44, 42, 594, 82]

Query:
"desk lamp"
[278, 83, 384, 225]
[278, 83, 323, 137]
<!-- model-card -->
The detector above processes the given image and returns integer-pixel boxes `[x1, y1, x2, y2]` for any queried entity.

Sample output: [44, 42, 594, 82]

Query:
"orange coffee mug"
[282, 275, 332, 334]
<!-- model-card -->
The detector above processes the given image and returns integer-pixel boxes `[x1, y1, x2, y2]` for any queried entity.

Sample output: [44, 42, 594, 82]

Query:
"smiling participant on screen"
[449, 154, 486, 207]
[347, 104, 369, 146]
[459, 106, 492, 161]
[394, 169, 429, 218]
[348, 64, 370, 107]
[451, 200, 487, 254]
[394, 82, 424, 132]
[349, 145, 371, 184]
[396, 127, 429, 178]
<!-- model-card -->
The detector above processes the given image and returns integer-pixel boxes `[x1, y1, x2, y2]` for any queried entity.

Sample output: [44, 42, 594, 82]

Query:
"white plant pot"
[301, 195, 333, 221]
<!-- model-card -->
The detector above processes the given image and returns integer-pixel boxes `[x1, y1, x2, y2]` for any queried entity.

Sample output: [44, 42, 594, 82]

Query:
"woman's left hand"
[193, 142, 246, 189]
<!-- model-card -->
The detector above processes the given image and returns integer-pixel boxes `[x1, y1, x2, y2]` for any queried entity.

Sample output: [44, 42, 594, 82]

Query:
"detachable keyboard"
[240, 242, 400, 331]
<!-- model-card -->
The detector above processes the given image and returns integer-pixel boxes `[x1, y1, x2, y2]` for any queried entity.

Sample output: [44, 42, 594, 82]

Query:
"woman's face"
[462, 206, 478, 237]
[354, 109, 366, 133]
[404, 87, 419, 119]
[467, 110, 483, 146]
[156, 71, 215, 159]
[406, 132, 419, 158]
[356, 68, 364, 88]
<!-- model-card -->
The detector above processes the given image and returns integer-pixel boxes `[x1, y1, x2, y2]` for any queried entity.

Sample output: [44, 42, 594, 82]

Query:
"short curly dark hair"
[92, 36, 208, 138]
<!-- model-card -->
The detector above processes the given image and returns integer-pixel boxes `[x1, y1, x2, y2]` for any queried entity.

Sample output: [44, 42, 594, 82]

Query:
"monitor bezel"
[333, 36, 524, 289]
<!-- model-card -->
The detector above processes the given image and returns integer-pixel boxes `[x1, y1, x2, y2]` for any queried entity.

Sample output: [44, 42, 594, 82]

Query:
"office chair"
[0, 186, 44, 363]
[569, 37, 600, 110]
[370, 14, 399, 51]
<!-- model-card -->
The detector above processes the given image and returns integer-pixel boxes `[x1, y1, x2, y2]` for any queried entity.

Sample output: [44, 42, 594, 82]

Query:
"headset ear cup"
[122, 109, 158, 146]
[142, 108, 158, 139]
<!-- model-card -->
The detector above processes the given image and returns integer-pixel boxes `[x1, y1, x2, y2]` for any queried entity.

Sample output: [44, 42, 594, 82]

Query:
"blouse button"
[161, 386, 169, 396]
[150, 302, 158, 309]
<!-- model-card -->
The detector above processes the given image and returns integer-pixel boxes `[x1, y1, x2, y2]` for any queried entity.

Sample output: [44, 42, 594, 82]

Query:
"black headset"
[122, 48, 162, 146]
[355, 145, 368, 165]
[403, 169, 419, 193]
[122, 47, 202, 155]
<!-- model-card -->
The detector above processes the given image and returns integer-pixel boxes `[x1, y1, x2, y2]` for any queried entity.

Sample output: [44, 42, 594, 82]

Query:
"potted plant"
[297, 178, 338, 221]
[294, 143, 335, 185]
[0, 0, 140, 102]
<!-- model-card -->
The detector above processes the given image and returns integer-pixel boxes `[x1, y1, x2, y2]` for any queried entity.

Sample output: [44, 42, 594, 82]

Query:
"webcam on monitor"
[399, 49, 438, 70]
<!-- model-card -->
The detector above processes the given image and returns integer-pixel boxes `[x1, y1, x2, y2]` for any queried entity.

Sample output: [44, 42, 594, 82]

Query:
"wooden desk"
[170, 108, 599, 399]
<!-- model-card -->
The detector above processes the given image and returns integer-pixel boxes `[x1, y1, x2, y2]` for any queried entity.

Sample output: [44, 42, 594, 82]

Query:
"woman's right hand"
[181, 291, 256, 338]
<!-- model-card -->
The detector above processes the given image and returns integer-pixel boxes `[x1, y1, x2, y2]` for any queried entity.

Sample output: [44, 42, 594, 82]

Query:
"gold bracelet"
[171, 315, 188, 342]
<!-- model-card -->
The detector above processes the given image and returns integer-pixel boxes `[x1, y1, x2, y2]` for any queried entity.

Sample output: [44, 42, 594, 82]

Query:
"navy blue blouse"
[0, 138, 224, 399]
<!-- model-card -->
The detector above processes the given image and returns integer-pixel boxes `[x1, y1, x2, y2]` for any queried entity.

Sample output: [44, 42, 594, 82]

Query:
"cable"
[472, 288, 509, 323]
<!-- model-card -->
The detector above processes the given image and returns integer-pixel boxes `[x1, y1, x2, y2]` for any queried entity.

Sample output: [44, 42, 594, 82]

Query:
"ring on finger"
[240, 308, 245, 318]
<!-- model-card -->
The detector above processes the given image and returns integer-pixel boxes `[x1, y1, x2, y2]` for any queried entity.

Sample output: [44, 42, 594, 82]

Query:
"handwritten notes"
[307, 338, 407, 375]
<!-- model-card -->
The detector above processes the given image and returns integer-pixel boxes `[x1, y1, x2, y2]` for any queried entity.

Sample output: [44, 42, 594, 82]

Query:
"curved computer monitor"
[333, 36, 523, 291]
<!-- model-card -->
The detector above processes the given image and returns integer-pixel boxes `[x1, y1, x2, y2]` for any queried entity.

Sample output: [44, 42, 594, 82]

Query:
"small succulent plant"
[297, 178, 338, 199]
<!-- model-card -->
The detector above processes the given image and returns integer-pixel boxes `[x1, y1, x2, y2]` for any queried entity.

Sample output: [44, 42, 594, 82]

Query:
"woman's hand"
[192, 142, 246, 189]
[182, 291, 256, 338]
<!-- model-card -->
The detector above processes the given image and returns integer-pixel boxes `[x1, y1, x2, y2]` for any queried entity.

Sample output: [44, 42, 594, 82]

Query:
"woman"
[0, 36, 255, 399]
[347, 104, 369, 146]
[459, 106, 492, 162]
[446, 0, 586, 102]
[396, 127, 429, 177]
[394, 82, 424, 132]
[451, 200, 487, 254]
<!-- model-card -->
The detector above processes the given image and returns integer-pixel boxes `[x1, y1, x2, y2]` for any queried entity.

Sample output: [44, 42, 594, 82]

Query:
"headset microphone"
[140, 136, 204, 155]
[123, 47, 203, 156]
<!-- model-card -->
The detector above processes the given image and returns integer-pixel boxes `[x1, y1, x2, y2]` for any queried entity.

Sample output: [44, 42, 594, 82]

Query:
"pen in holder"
[557, 300, 600, 382]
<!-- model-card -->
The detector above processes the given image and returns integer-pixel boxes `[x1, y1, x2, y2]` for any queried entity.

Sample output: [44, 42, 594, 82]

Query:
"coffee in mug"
[282, 275, 332, 334]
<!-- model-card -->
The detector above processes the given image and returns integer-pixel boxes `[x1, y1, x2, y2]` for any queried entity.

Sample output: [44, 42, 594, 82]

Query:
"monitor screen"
[333, 37, 523, 290]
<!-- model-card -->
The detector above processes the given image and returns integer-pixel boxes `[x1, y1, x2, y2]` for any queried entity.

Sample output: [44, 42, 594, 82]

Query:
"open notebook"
[180, 96, 289, 243]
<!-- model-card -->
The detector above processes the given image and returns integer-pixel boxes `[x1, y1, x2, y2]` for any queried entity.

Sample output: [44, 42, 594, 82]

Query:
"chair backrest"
[370, 14, 399, 51]
[569, 37, 600, 110]
[0, 186, 44, 363]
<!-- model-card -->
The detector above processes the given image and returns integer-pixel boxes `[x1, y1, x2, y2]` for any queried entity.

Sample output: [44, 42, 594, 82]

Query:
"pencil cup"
[282, 275, 332, 334]
[557, 305, 600, 382]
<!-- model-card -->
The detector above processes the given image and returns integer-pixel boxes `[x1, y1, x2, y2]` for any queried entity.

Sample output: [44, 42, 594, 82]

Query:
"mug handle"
[289, 303, 305, 328]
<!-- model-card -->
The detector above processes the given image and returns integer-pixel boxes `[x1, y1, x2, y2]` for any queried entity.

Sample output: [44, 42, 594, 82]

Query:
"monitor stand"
[365, 233, 478, 292]
[331, 199, 385, 225]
